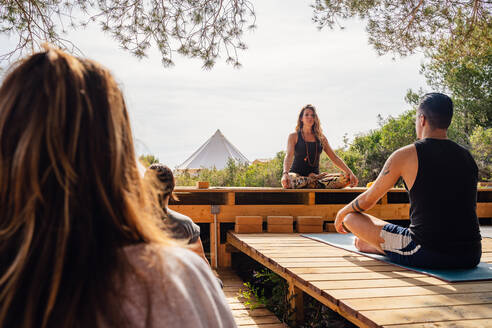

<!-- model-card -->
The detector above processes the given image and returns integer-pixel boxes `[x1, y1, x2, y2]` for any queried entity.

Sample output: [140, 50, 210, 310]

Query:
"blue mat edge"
[301, 233, 492, 283]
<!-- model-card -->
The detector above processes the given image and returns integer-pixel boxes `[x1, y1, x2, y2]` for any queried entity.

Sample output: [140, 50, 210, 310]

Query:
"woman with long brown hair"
[0, 46, 235, 328]
[281, 104, 358, 189]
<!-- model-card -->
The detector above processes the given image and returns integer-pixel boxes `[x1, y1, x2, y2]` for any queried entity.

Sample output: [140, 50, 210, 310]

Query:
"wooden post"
[209, 223, 217, 268]
[288, 278, 304, 325]
[381, 193, 388, 205]
[218, 244, 231, 267]
[227, 192, 235, 205]
[220, 193, 234, 267]
[211, 205, 220, 269]
[217, 215, 222, 267]
[308, 192, 315, 205]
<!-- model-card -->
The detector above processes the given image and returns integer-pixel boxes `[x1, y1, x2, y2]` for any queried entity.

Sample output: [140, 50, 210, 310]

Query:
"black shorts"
[380, 223, 481, 269]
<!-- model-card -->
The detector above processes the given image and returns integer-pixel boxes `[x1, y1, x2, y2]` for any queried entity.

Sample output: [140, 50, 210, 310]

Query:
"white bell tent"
[177, 129, 249, 171]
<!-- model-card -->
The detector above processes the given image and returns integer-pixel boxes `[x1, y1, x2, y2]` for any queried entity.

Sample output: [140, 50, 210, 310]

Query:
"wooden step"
[235, 216, 263, 233]
[267, 216, 293, 233]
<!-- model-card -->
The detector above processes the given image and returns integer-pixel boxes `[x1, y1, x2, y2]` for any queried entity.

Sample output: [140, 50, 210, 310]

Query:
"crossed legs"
[343, 212, 388, 255]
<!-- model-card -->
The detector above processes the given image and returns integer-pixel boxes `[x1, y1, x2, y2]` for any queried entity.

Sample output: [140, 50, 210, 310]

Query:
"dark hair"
[0, 45, 169, 328]
[146, 163, 179, 203]
[418, 93, 453, 129]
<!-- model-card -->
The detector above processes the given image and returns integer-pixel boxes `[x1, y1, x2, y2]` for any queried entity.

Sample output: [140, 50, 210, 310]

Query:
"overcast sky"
[0, 0, 427, 168]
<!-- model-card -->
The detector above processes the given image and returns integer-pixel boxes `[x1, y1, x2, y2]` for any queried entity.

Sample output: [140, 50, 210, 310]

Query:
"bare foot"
[354, 237, 384, 255]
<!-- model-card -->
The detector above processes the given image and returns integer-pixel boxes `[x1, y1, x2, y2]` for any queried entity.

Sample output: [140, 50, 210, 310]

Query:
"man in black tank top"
[334, 93, 481, 269]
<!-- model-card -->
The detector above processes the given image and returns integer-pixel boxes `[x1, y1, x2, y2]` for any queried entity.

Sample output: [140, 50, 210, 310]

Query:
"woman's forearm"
[332, 156, 352, 174]
[283, 153, 294, 173]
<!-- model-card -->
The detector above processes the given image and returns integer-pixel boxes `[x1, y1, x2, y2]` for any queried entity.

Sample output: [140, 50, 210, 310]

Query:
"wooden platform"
[169, 187, 492, 268]
[227, 232, 492, 328]
[218, 268, 287, 328]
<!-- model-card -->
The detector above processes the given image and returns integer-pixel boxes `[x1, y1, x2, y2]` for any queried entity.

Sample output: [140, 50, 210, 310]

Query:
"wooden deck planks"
[328, 282, 492, 299]
[343, 292, 492, 311]
[382, 319, 492, 327]
[314, 277, 446, 290]
[289, 265, 409, 274]
[361, 304, 492, 325]
[297, 271, 427, 281]
[218, 268, 287, 328]
[227, 232, 492, 328]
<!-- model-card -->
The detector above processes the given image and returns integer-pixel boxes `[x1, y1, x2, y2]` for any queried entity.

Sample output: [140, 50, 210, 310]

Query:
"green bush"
[175, 152, 285, 187]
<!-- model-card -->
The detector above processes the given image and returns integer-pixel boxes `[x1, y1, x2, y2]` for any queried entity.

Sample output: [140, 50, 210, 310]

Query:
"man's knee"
[343, 212, 360, 231]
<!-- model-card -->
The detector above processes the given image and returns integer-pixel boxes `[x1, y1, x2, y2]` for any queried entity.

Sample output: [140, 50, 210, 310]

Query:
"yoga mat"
[480, 226, 492, 238]
[302, 233, 492, 282]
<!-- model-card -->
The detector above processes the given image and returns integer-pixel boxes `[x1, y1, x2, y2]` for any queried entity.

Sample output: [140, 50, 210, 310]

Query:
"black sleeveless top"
[407, 138, 481, 252]
[289, 131, 322, 177]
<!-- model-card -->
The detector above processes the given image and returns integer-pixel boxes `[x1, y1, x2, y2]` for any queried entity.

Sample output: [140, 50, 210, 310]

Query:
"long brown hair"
[0, 46, 169, 328]
[295, 104, 323, 141]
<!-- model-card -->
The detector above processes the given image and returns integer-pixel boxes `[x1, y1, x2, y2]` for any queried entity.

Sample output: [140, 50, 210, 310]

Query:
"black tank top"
[408, 138, 481, 251]
[289, 131, 322, 177]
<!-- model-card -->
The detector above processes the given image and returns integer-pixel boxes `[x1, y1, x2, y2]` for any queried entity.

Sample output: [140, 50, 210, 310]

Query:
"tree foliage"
[421, 26, 492, 135]
[335, 110, 416, 186]
[470, 126, 492, 181]
[0, 0, 255, 68]
[405, 22, 491, 148]
[312, 0, 491, 56]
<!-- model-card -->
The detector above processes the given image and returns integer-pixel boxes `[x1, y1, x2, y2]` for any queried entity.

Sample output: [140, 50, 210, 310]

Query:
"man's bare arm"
[335, 148, 410, 233]
[351, 198, 365, 213]
[380, 157, 393, 177]
[345, 151, 403, 214]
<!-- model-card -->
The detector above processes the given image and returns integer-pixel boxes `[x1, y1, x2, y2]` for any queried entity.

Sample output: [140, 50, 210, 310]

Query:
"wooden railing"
[169, 187, 492, 268]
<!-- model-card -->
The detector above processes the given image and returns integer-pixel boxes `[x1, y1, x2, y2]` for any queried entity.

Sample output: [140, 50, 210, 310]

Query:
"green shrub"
[175, 152, 285, 187]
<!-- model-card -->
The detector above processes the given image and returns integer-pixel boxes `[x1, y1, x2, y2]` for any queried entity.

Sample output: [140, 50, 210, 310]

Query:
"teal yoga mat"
[302, 233, 492, 282]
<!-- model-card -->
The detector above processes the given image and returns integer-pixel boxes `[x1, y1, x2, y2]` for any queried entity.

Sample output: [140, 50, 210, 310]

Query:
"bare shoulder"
[389, 144, 417, 170]
[288, 132, 297, 143]
[319, 134, 331, 150]
[393, 144, 417, 159]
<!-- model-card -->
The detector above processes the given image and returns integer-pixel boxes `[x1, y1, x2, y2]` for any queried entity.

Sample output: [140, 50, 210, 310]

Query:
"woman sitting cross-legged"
[281, 104, 358, 189]
[0, 46, 235, 328]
